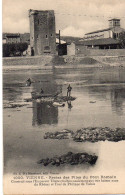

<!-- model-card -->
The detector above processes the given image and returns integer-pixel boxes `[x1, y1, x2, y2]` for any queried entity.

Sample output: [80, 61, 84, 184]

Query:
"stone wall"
[75, 46, 125, 56]
[92, 55, 125, 64]
[3, 54, 125, 66]
[3, 55, 53, 65]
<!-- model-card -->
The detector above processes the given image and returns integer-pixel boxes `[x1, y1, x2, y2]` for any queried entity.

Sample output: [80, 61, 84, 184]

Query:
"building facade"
[29, 9, 56, 55]
[75, 18, 125, 50]
[3, 33, 20, 44]
[84, 19, 125, 40]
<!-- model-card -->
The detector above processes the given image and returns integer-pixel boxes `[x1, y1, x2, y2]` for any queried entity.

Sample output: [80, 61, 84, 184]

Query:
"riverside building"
[75, 18, 125, 51]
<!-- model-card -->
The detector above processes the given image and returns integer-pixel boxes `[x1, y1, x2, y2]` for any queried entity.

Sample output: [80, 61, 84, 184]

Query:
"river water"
[3, 64, 125, 174]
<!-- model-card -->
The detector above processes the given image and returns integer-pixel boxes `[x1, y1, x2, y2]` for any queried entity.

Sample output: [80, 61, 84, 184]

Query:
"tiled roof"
[3, 33, 20, 38]
[85, 28, 113, 35]
[108, 18, 120, 21]
[76, 38, 120, 46]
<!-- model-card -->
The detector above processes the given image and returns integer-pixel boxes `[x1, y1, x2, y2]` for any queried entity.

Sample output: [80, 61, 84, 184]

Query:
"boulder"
[44, 127, 125, 142]
[38, 152, 98, 167]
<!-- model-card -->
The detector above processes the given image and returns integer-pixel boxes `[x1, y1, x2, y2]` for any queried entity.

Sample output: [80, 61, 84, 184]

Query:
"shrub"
[119, 32, 125, 48]
[3, 42, 28, 57]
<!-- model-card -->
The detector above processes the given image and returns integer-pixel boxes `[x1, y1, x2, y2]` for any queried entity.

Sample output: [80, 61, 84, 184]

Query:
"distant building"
[2, 38, 6, 44]
[84, 18, 125, 40]
[29, 9, 56, 55]
[76, 18, 125, 50]
[67, 42, 75, 56]
[3, 33, 20, 44]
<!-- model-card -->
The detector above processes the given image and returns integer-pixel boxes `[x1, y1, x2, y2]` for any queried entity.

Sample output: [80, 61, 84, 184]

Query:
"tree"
[3, 44, 10, 57]
[119, 31, 125, 48]
[3, 42, 28, 57]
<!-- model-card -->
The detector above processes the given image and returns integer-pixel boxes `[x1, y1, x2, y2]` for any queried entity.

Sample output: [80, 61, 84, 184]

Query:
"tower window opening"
[51, 34, 53, 37]
[116, 33, 119, 38]
[46, 35, 48, 38]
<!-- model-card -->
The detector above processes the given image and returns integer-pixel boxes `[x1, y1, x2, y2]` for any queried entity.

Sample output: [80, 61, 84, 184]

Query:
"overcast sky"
[2, 0, 125, 37]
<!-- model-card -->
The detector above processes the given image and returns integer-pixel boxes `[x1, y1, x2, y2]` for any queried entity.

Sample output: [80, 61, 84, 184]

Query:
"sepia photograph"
[2, 0, 125, 194]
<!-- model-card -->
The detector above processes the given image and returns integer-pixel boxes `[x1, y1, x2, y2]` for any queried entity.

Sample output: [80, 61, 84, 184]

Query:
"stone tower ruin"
[29, 9, 56, 55]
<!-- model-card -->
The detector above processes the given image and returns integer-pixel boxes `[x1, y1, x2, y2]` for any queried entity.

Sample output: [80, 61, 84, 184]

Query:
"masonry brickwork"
[29, 9, 56, 55]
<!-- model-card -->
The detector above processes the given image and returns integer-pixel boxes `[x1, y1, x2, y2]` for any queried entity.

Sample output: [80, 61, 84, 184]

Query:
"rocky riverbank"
[37, 152, 98, 166]
[24, 95, 76, 103]
[44, 127, 125, 142]
[4, 103, 29, 109]
[44, 129, 73, 140]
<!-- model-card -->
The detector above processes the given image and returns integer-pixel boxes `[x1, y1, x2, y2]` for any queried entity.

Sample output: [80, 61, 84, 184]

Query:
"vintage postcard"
[2, 0, 125, 194]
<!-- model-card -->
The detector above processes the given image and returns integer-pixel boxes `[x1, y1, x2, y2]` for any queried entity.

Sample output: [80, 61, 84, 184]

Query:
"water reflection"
[67, 100, 73, 110]
[53, 66, 125, 85]
[31, 74, 58, 95]
[32, 101, 58, 126]
[111, 88, 125, 115]
[3, 65, 125, 174]
[3, 85, 23, 102]
[91, 67, 125, 84]
[88, 86, 125, 116]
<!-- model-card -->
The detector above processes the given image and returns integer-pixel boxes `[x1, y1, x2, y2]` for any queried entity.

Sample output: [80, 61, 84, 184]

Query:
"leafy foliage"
[3, 42, 28, 57]
[119, 31, 125, 48]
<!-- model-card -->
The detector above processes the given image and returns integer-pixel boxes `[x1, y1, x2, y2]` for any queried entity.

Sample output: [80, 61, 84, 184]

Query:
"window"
[37, 34, 38, 39]
[46, 35, 48, 38]
[44, 46, 50, 50]
[51, 34, 52, 37]
[44, 46, 51, 53]
[113, 33, 116, 39]
[116, 33, 119, 38]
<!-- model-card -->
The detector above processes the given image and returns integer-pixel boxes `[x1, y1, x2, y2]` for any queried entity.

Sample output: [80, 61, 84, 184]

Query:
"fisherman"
[67, 100, 73, 110]
[67, 84, 72, 97]
[40, 88, 44, 94]
[31, 47, 34, 56]
[26, 78, 31, 86]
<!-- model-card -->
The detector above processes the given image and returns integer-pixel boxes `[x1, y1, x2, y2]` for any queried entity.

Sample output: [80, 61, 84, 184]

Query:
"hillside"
[60, 36, 82, 43]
